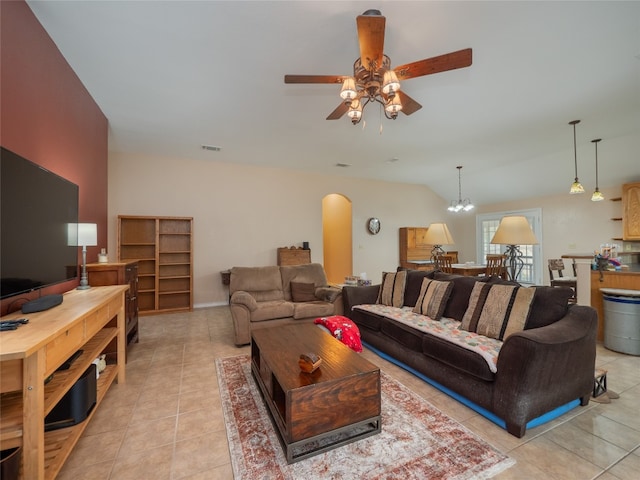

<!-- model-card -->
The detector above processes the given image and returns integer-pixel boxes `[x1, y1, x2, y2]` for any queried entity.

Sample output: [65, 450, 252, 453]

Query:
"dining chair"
[485, 254, 507, 278]
[444, 251, 459, 264]
[548, 259, 577, 302]
[437, 255, 453, 273]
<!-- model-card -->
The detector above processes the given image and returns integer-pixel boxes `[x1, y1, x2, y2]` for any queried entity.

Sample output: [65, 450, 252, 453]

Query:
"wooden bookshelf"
[118, 216, 193, 314]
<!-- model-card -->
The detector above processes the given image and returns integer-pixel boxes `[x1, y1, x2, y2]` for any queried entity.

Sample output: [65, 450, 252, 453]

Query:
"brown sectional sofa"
[342, 270, 598, 437]
[229, 263, 342, 345]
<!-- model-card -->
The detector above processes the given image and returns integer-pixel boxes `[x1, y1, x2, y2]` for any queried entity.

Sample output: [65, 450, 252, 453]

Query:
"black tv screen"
[1, 147, 79, 299]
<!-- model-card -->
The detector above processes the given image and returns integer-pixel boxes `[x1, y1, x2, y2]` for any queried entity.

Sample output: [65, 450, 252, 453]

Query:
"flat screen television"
[1, 147, 79, 299]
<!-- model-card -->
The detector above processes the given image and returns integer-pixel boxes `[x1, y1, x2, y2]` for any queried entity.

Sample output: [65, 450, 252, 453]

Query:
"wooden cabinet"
[87, 261, 139, 348]
[277, 247, 311, 266]
[118, 216, 193, 314]
[0, 286, 127, 479]
[399, 227, 433, 270]
[623, 182, 640, 240]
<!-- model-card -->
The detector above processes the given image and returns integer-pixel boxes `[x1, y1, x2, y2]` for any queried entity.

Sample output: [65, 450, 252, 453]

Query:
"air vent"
[335, 163, 351, 168]
[201, 145, 221, 152]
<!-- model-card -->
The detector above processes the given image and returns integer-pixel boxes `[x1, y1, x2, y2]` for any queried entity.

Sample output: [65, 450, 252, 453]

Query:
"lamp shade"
[424, 223, 455, 245]
[490, 216, 538, 245]
[67, 223, 98, 247]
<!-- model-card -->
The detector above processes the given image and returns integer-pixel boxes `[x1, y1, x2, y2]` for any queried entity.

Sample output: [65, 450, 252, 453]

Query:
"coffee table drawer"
[289, 369, 380, 442]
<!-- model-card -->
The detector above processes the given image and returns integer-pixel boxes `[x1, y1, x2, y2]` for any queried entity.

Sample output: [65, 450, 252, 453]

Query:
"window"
[476, 209, 542, 285]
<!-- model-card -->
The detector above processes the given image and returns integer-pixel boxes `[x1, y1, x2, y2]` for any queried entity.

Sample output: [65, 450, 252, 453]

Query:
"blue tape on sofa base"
[363, 341, 581, 432]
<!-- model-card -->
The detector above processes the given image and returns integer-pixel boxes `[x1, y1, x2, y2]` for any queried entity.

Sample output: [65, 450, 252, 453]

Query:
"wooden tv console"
[0, 285, 128, 479]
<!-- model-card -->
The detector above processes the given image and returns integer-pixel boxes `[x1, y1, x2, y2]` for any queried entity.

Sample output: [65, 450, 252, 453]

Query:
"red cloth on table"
[314, 315, 362, 353]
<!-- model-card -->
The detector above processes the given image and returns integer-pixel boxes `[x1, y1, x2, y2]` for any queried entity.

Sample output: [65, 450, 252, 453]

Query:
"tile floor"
[57, 306, 640, 479]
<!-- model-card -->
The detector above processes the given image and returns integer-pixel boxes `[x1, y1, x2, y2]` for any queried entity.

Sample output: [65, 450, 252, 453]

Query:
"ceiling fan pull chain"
[379, 103, 383, 134]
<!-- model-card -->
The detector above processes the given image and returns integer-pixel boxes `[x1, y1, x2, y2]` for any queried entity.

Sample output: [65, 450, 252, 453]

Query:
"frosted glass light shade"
[570, 181, 585, 194]
[591, 189, 605, 202]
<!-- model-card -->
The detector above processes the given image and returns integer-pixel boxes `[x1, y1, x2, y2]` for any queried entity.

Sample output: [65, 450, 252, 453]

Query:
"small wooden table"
[251, 323, 381, 463]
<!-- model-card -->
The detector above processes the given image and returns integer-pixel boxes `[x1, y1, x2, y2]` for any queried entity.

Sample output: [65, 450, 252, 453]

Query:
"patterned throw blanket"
[353, 305, 502, 373]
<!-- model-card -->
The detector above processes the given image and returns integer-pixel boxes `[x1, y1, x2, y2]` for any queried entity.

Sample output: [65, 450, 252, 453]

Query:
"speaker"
[45, 364, 97, 431]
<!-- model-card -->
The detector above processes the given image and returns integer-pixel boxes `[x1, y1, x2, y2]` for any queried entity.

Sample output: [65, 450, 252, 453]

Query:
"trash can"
[601, 288, 640, 355]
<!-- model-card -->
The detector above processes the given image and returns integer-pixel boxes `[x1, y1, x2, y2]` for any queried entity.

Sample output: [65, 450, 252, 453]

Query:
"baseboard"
[362, 341, 580, 432]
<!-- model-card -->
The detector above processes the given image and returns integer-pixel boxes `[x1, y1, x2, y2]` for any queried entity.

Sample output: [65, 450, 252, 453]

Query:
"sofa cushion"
[280, 263, 329, 301]
[293, 301, 334, 319]
[230, 265, 284, 302]
[380, 317, 424, 352]
[461, 282, 535, 340]
[350, 307, 384, 332]
[250, 300, 294, 322]
[421, 333, 496, 382]
[412, 279, 453, 320]
[377, 270, 407, 307]
[525, 286, 573, 329]
[402, 269, 436, 307]
[290, 282, 316, 302]
[433, 272, 492, 321]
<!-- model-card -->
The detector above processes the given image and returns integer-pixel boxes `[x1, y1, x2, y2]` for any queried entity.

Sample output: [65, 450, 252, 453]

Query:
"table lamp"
[71, 223, 98, 290]
[423, 223, 455, 269]
[490, 216, 538, 281]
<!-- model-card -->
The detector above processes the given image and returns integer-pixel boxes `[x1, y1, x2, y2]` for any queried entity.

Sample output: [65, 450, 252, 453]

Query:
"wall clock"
[367, 217, 381, 235]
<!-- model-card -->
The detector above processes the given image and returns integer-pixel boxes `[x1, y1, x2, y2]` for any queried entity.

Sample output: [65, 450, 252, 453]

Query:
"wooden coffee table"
[250, 323, 381, 463]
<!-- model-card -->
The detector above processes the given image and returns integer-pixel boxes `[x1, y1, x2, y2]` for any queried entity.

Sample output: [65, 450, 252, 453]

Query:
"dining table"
[451, 263, 487, 276]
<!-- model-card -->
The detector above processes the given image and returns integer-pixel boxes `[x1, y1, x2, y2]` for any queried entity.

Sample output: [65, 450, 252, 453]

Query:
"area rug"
[216, 355, 515, 479]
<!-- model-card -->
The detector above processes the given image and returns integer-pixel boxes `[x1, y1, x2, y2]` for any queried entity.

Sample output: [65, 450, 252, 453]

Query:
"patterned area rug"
[216, 355, 515, 479]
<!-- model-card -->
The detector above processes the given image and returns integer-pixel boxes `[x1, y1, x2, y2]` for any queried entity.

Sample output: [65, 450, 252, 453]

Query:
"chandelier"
[448, 166, 474, 212]
[339, 55, 402, 125]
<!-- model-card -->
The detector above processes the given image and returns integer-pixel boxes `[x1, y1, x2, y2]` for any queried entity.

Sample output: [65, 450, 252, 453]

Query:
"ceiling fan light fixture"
[382, 70, 400, 95]
[340, 77, 357, 105]
[347, 99, 363, 124]
[384, 95, 402, 117]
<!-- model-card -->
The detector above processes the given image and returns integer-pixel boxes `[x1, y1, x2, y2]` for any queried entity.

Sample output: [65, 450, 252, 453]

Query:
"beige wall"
[108, 152, 449, 306]
[454, 185, 625, 284]
[109, 152, 634, 306]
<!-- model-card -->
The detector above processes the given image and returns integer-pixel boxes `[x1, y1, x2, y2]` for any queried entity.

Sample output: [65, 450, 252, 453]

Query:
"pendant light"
[591, 138, 604, 201]
[448, 166, 474, 212]
[569, 120, 584, 194]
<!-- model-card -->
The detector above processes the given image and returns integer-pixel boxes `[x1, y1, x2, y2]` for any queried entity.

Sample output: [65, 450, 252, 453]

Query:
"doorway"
[322, 194, 352, 284]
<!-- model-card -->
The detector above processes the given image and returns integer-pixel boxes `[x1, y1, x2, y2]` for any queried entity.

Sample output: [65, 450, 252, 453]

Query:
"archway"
[322, 194, 352, 284]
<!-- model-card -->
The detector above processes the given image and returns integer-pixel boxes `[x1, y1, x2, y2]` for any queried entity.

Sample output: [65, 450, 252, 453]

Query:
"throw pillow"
[290, 282, 317, 302]
[412, 278, 453, 320]
[377, 270, 407, 307]
[460, 282, 535, 340]
[433, 272, 492, 322]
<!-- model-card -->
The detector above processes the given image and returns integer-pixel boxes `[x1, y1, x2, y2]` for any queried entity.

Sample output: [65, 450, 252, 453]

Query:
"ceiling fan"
[284, 9, 472, 124]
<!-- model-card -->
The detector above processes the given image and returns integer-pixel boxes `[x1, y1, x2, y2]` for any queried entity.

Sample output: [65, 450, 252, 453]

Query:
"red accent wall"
[1, 1, 108, 314]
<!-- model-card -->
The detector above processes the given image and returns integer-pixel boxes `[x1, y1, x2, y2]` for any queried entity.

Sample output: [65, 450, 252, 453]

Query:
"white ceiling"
[27, 1, 640, 206]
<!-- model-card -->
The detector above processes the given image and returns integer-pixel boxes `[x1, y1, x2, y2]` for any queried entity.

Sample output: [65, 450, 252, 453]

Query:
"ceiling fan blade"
[284, 75, 349, 84]
[394, 48, 472, 81]
[326, 102, 349, 120]
[356, 10, 385, 70]
[397, 91, 422, 115]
